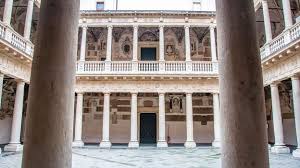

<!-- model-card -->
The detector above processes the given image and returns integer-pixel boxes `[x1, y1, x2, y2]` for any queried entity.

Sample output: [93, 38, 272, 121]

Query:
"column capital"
[76, 92, 84, 95]
[0, 73, 4, 78]
[107, 25, 113, 29]
[209, 25, 216, 29]
[103, 92, 111, 95]
[291, 76, 300, 81]
[158, 92, 165, 95]
[81, 24, 88, 29]
[133, 25, 139, 29]
[131, 92, 138, 95]
[159, 25, 165, 28]
[15, 79, 25, 84]
[270, 82, 280, 87]
[184, 25, 190, 29]
[212, 92, 219, 95]
[186, 92, 193, 95]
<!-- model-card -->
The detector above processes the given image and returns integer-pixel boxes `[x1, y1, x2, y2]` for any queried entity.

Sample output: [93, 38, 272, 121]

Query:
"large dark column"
[22, 0, 80, 168]
[216, 0, 269, 167]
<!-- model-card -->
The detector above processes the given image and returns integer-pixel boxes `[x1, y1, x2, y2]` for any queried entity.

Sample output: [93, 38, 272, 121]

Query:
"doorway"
[141, 48, 157, 61]
[140, 113, 157, 144]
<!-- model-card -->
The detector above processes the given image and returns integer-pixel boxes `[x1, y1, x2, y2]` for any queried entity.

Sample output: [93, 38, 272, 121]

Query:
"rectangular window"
[96, 2, 104, 10]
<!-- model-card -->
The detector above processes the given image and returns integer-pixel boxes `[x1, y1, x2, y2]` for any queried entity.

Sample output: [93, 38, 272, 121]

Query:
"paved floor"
[0, 147, 300, 168]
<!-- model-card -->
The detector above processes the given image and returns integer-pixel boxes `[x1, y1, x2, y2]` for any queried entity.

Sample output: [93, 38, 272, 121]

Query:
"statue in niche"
[120, 37, 132, 58]
[166, 45, 174, 55]
[170, 96, 182, 113]
[112, 112, 118, 124]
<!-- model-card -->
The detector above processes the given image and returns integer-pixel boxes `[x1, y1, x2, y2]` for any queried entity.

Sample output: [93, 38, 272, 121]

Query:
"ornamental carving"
[139, 28, 159, 42]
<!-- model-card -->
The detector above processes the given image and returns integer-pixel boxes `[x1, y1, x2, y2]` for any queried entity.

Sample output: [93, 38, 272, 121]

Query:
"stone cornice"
[80, 10, 216, 18]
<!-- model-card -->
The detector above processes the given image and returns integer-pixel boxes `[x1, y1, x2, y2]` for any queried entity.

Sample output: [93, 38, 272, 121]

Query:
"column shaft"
[133, 26, 138, 61]
[212, 93, 221, 147]
[282, 0, 293, 28]
[185, 26, 191, 61]
[5, 80, 25, 152]
[157, 93, 168, 147]
[270, 84, 290, 153]
[210, 26, 217, 61]
[24, 0, 34, 40]
[184, 93, 196, 148]
[216, 0, 269, 167]
[106, 26, 113, 61]
[80, 25, 87, 61]
[128, 93, 139, 148]
[3, 0, 13, 25]
[159, 26, 165, 61]
[73, 93, 84, 147]
[262, 0, 273, 43]
[292, 77, 300, 157]
[0, 74, 4, 109]
[22, 0, 80, 167]
[100, 93, 112, 148]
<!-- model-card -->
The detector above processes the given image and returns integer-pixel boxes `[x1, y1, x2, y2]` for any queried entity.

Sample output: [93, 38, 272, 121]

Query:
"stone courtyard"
[0, 147, 300, 168]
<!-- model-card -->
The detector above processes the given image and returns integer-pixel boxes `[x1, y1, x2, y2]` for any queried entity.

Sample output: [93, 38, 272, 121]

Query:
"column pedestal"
[271, 145, 290, 154]
[4, 144, 23, 152]
[184, 141, 196, 148]
[100, 141, 112, 148]
[157, 141, 168, 148]
[212, 141, 221, 148]
[72, 141, 84, 148]
[293, 149, 300, 157]
[128, 141, 139, 148]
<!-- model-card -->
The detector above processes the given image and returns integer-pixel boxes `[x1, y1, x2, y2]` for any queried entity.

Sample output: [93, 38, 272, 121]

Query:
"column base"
[99, 141, 112, 148]
[128, 141, 139, 148]
[268, 144, 272, 150]
[72, 141, 84, 148]
[292, 149, 300, 158]
[212, 140, 221, 148]
[184, 141, 196, 148]
[271, 145, 290, 154]
[4, 143, 23, 152]
[157, 141, 168, 148]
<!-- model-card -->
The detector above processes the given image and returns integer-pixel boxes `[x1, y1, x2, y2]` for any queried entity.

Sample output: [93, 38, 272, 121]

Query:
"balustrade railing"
[77, 61, 218, 75]
[0, 21, 34, 57]
[260, 21, 300, 61]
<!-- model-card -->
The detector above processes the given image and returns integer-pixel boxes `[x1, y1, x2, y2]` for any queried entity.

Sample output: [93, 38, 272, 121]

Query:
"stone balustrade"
[260, 21, 300, 62]
[0, 21, 34, 56]
[76, 61, 219, 75]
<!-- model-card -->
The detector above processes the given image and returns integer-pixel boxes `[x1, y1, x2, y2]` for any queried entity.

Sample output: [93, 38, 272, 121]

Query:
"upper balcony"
[259, 19, 300, 67]
[0, 22, 34, 59]
[76, 61, 218, 76]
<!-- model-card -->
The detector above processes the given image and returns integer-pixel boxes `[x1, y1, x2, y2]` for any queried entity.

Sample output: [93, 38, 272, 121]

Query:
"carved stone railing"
[260, 21, 300, 61]
[0, 21, 34, 57]
[76, 61, 219, 75]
